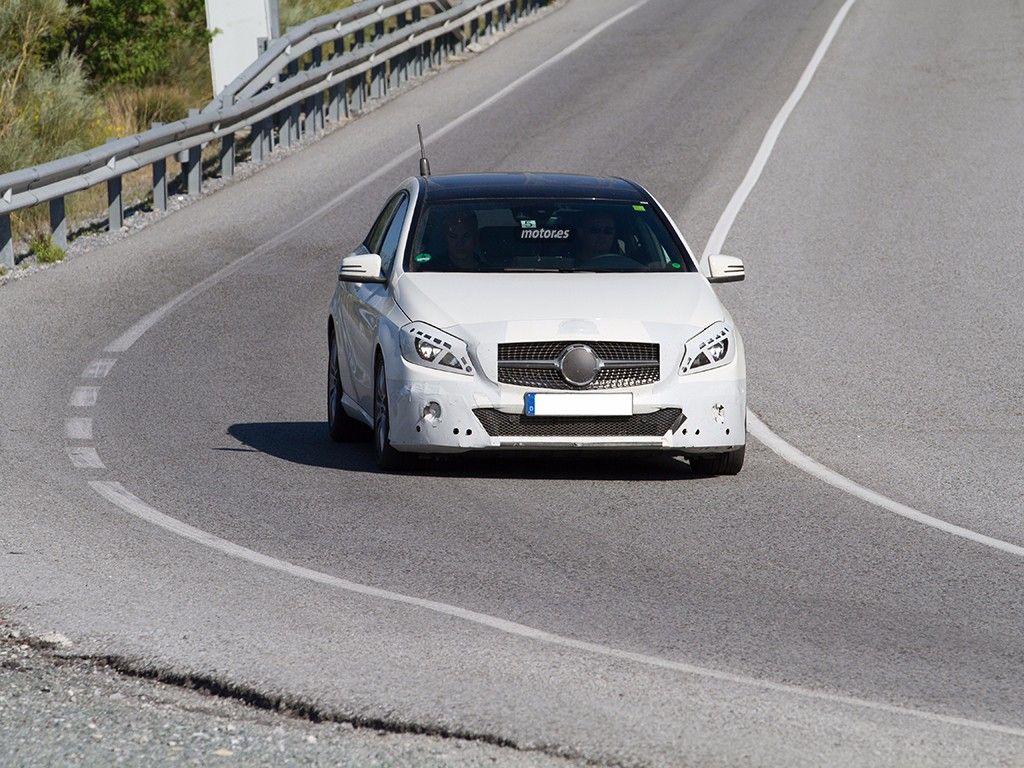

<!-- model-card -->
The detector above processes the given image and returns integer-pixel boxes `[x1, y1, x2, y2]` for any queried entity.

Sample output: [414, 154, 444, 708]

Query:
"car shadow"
[226, 421, 702, 482]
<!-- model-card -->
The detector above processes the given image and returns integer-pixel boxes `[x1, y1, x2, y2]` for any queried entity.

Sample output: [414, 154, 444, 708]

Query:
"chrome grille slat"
[497, 341, 660, 390]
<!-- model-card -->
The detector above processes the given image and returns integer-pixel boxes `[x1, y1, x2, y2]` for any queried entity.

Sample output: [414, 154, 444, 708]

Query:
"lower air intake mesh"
[472, 408, 684, 438]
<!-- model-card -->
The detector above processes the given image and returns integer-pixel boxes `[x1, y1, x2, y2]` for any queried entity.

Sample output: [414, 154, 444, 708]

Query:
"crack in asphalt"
[53, 650, 634, 768]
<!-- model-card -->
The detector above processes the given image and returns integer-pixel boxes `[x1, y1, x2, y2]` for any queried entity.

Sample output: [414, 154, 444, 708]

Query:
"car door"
[339, 191, 410, 413]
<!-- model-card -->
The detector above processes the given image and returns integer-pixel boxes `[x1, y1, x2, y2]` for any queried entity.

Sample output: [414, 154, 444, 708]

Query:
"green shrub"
[58, 0, 213, 90]
[0, 265, 7, 277]
[31, 234, 65, 263]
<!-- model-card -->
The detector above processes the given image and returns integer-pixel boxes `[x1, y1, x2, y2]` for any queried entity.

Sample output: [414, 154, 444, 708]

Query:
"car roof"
[418, 173, 646, 202]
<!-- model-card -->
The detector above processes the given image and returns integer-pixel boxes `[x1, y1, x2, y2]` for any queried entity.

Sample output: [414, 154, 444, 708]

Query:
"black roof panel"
[420, 173, 645, 201]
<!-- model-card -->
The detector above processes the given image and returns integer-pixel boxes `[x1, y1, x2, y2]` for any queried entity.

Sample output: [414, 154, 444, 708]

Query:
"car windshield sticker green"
[632, 204, 646, 212]
[415, 252, 432, 263]
[670, 262, 682, 269]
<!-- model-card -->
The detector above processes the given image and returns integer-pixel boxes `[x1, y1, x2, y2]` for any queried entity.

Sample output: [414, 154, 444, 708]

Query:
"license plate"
[524, 392, 633, 417]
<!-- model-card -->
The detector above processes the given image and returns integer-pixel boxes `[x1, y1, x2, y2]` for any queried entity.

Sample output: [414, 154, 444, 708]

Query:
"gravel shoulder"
[0, 619, 588, 768]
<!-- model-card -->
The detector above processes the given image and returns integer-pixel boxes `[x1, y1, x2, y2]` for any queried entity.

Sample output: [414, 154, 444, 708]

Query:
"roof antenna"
[417, 124, 431, 177]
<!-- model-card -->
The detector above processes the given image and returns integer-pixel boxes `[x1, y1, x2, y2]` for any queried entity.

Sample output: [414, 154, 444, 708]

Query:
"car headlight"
[400, 322, 475, 376]
[680, 321, 735, 374]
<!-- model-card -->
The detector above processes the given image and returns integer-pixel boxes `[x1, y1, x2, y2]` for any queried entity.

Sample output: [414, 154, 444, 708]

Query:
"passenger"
[575, 213, 620, 260]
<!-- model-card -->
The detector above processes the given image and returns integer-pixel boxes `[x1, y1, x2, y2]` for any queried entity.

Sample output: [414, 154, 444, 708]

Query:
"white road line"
[696, 0, 1024, 560]
[701, 0, 858, 260]
[65, 417, 93, 440]
[68, 447, 105, 469]
[88, 479, 1024, 738]
[747, 412, 1024, 557]
[74, 0, 1024, 735]
[69, 386, 99, 407]
[82, 359, 117, 379]
[104, 0, 651, 354]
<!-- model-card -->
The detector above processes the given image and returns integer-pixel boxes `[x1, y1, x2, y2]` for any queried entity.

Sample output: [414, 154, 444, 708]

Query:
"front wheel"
[688, 445, 745, 476]
[373, 360, 411, 471]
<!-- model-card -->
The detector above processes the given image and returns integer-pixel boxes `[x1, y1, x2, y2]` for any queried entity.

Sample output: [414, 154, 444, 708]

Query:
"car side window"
[378, 194, 410, 276]
[364, 192, 405, 255]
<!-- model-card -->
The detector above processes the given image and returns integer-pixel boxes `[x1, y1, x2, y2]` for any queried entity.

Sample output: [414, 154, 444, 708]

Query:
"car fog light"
[423, 402, 442, 422]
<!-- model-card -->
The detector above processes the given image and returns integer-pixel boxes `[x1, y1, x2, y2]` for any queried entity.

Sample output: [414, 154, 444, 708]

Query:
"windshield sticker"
[632, 204, 646, 212]
[520, 228, 570, 240]
[415, 252, 432, 263]
[670, 262, 682, 269]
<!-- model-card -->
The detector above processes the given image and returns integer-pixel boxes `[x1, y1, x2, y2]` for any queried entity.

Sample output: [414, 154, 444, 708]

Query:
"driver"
[442, 210, 481, 270]
[576, 213, 620, 260]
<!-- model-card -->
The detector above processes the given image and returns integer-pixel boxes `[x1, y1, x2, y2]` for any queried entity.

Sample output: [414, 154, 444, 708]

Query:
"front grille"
[497, 341, 660, 390]
[473, 408, 684, 438]
[498, 341, 658, 362]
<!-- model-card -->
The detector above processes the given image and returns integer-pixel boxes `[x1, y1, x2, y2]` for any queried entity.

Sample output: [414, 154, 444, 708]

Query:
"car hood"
[392, 272, 725, 344]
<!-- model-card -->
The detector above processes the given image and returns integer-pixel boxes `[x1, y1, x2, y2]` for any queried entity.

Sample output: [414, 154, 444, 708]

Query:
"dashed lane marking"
[82, 359, 117, 379]
[69, 386, 99, 407]
[68, 447, 105, 469]
[65, 417, 93, 440]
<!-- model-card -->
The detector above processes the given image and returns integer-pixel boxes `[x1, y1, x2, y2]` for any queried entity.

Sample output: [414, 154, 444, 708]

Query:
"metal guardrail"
[0, 0, 551, 270]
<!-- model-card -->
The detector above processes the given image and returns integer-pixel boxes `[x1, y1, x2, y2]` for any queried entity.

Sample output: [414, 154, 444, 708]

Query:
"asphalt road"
[3, 0, 1024, 765]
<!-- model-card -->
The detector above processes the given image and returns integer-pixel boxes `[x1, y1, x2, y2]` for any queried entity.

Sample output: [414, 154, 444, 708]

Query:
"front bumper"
[386, 355, 745, 453]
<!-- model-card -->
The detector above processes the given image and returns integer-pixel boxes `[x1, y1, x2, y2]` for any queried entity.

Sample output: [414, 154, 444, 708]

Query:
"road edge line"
[87, 479, 1024, 739]
[696, 0, 1024, 559]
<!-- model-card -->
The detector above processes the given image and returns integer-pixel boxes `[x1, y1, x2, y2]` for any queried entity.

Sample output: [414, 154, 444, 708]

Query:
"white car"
[328, 173, 746, 473]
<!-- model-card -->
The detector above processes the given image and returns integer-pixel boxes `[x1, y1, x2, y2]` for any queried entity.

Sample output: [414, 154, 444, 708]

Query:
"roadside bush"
[58, 0, 213, 90]
[30, 234, 65, 263]
[0, 1, 103, 172]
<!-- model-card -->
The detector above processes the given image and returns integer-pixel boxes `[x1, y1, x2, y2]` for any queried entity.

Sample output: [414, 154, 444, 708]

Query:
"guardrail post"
[308, 46, 325, 135]
[151, 122, 167, 212]
[153, 157, 167, 211]
[220, 132, 235, 178]
[185, 109, 202, 195]
[394, 11, 407, 88]
[286, 60, 301, 144]
[257, 117, 273, 159]
[251, 121, 264, 162]
[49, 197, 67, 250]
[107, 174, 123, 230]
[330, 38, 349, 121]
[373, 19, 386, 98]
[412, 7, 424, 76]
[186, 144, 202, 195]
[353, 28, 367, 111]
[276, 107, 290, 149]
[0, 214, 12, 270]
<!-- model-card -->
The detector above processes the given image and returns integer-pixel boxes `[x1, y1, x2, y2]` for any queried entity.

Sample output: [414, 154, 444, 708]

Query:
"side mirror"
[706, 254, 745, 283]
[338, 253, 386, 284]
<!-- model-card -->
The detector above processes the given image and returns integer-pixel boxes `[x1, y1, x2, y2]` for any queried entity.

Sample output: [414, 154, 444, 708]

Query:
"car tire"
[373, 359, 411, 471]
[688, 445, 745, 476]
[328, 331, 367, 442]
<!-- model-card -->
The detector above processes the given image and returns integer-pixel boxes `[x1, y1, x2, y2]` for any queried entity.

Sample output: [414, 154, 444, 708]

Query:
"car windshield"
[405, 199, 696, 273]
